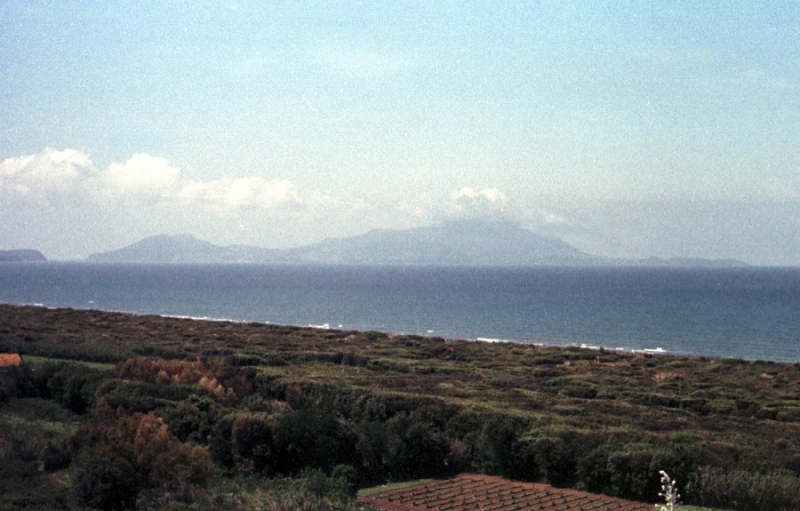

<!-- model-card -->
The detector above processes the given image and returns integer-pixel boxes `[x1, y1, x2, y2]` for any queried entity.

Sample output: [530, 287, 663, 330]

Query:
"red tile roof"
[0, 353, 22, 367]
[359, 474, 652, 511]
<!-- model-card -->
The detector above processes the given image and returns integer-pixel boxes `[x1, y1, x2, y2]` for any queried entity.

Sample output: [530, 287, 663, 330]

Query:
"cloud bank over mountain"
[3, 148, 567, 260]
[3, 147, 800, 266]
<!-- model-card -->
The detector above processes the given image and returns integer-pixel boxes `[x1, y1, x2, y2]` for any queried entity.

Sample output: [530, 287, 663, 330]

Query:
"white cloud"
[535, 209, 569, 226]
[0, 147, 328, 219]
[0, 148, 94, 200]
[449, 187, 508, 209]
[438, 186, 577, 236]
[100, 153, 182, 197]
[177, 177, 298, 208]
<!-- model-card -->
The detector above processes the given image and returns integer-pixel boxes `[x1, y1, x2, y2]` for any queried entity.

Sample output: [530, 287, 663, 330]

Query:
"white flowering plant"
[657, 470, 680, 511]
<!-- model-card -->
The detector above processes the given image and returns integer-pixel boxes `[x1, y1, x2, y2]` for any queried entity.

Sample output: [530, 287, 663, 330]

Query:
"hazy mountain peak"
[130, 234, 212, 250]
[85, 223, 747, 267]
[86, 234, 222, 263]
[87, 220, 603, 266]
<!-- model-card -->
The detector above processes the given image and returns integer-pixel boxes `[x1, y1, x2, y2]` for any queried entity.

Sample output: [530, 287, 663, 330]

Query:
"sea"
[1, 263, 799, 363]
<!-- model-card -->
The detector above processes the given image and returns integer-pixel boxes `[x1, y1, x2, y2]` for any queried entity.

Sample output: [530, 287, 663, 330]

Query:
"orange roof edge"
[0, 353, 22, 367]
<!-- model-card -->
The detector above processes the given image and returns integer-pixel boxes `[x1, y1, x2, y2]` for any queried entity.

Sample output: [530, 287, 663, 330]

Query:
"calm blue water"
[1, 263, 799, 362]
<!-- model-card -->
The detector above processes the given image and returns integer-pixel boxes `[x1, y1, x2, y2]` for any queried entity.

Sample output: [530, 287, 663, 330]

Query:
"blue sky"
[1, 1, 799, 264]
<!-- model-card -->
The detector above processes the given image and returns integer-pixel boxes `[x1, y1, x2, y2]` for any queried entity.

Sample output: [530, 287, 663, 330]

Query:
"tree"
[71, 401, 213, 509]
[273, 408, 356, 475]
[232, 416, 273, 473]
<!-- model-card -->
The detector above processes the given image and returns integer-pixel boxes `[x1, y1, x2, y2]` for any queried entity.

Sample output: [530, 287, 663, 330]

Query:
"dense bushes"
[9, 356, 717, 508]
[272, 407, 357, 475]
[354, 412, 449, 482]
[6, 355, 800, 511]
[0, 365, 23, 403]
[200, 375, 800, 510]
[71, 401, 214, 510]
[14, 361, 110, 414]
[233, 415, 274, 472]
[72, 453, 139, 510]
[116, 358, 252, 404]
[6, 304, 800, 511]
[687, 466, 800, 510]
[160, 395, 221, 444]
[217, 473, 361, 511]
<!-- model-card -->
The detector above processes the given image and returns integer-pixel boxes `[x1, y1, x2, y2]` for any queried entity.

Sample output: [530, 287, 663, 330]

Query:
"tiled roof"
[359, 474, 652, 511]
[0, 353, 22, 367]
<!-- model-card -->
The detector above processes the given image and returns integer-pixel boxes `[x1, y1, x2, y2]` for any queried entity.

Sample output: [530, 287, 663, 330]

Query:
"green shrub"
[72, 452, 139, 510]
[232, 416, 273, 473]
[560, 383, 598, 399]
[41, 439, 72, 471]
[687, 466, 800, 511]
[272, 408, 356, 475]
[70, 403, 214, 510]
[514, 434, 571, 485]
[229, 487, 362, 511]
[160, 395, 220, 445]
[210, 416, 235, 469]
[97, 380, 205, 413]
[474, 415, 524, 475]
[226, 354, 263, 367]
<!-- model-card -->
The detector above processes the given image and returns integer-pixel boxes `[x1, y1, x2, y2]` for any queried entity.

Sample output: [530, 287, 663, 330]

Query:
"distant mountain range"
[86, 234, 270, 264]
[84, 220, 747, 267]
[0, 249, 47, 262]
[86, 220, 602, 265]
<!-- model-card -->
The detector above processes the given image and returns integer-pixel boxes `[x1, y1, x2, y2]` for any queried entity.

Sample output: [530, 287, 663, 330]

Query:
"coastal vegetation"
[2, 304, 800, 510]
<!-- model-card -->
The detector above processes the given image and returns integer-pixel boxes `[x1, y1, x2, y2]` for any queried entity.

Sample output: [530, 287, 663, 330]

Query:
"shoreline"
[3, 302, 673, 357]
[3, 264, 800, 363]
[1, 302, 791, 366]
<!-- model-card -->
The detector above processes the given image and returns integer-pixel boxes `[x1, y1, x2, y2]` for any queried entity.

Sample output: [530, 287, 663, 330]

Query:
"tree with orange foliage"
[71, 400, 213, 510]
[116, 358, 251, 405]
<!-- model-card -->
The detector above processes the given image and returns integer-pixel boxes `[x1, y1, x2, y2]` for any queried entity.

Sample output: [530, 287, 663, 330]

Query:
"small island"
[0, 249, 47, 262]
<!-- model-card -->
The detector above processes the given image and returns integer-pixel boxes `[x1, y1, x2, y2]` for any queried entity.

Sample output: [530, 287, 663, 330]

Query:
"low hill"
[0, 249, 47, 262]
[85, 234, 277, 263]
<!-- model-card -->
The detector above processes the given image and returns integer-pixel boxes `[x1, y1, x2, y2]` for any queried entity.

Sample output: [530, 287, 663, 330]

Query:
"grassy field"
[4, 304, 797, 449]
[21, 354, 115, 371]
[357, 478, 435, 497]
